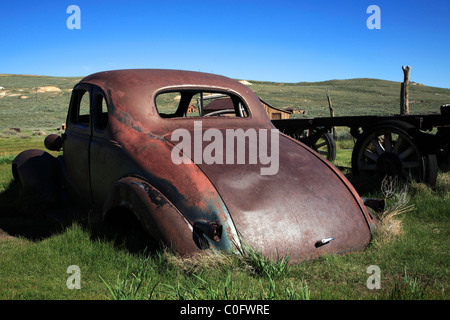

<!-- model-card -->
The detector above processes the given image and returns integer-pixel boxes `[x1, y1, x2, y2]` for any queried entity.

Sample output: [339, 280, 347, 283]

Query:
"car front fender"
[12, 149, 62, 204]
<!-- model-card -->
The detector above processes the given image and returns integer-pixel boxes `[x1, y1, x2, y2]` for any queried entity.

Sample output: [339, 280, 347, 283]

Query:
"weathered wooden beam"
[400, 65, 411, 115]
[326, 88, 336, 139]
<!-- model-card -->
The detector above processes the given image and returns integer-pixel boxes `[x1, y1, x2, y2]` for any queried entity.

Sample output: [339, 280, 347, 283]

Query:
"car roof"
[77, 69, 272, 131]
[80, 69, 256, 102]
[75, 69, 274, 134]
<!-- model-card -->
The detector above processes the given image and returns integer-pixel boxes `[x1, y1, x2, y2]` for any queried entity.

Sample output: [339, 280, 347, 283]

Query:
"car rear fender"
[102, 176, 204, 256]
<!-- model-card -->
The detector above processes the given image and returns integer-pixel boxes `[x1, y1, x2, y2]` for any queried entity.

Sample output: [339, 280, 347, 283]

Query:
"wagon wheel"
[292, 127, 336, 162]
[352, 121, 438, 186]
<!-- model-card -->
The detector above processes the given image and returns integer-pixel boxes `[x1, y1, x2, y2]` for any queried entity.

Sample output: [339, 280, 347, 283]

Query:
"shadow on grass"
[89, 210, 164, 256]
[0, 179, 163, 256]
[0, 180, 76, 241]
[334, 165, 385, 196]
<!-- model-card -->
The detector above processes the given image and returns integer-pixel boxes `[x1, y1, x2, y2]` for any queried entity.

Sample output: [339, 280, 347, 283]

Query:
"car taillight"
[193, 220, 223, 243]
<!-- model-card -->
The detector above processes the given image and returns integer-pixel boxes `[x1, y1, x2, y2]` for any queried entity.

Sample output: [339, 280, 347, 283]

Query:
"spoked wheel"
[352, 121, 438, 186]
[292, 127, 336, 162]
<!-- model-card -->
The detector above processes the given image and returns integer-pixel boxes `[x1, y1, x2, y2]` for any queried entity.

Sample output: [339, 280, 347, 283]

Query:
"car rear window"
[155, 90, 249, 118]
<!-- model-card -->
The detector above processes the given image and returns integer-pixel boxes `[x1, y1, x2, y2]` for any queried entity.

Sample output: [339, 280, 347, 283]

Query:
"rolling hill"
[0, 74, 449, 131]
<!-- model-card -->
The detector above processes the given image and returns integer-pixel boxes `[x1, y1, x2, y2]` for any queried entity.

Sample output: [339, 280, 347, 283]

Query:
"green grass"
[0, 135, 448, 300]
[0, 74, 448, 300]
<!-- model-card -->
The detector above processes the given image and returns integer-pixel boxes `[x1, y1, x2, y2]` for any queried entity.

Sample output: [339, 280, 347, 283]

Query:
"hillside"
[0, 74, 80, 132]
[0, 74, 449, 131]
[249, 78, 450, 118]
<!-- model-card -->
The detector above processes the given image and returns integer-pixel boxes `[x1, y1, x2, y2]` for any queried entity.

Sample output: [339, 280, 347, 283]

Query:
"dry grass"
[374, 176, 415, 245]
[434, 171, 450, 195]
[163, 250, 238, 276]
[375, 204, 414, 244]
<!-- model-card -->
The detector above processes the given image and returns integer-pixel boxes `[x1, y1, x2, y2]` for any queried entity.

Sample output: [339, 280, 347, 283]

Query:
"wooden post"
[326, 88, 336, 139]
[400, 66, 411, 115]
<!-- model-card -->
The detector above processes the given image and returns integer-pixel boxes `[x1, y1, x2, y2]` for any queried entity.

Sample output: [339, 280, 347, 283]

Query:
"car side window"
[70, 88, 90, 126]
[93, 93, 108, 131]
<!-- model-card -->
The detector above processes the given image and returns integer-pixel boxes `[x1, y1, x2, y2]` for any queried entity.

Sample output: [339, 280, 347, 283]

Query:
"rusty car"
[12, 69, 378, 263]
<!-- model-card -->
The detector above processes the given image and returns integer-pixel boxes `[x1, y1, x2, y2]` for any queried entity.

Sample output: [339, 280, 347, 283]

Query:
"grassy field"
[0, 74, 449, 301]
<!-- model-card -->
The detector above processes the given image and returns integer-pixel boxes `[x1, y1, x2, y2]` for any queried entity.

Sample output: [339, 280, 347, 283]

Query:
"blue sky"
[1, 0, 449, 88]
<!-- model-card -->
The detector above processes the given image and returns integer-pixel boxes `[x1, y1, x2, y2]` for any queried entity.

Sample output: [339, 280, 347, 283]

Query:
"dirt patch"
[36, 86, 62, 93]
[0, 91, 9, 97]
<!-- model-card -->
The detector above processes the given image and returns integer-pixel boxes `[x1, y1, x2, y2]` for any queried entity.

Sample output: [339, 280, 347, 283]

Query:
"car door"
[89, 85, 116, 210]
[63, 83, 92, 208]
[89, 85, 139, 211]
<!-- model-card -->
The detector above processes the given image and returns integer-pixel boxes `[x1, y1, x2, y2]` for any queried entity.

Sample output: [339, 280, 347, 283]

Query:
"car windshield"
[155, 90, 249, 118]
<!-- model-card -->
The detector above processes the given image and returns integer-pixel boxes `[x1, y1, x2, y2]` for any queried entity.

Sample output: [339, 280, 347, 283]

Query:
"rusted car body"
[13, 69, 376, 263]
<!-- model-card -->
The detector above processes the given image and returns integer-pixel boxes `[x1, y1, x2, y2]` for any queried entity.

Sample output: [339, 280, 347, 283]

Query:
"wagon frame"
[272, 104, 450, 186]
